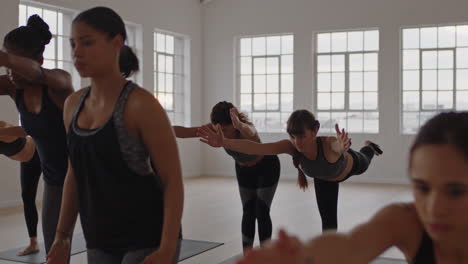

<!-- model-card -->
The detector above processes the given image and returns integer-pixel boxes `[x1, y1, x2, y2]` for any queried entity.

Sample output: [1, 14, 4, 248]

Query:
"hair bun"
[27, 15, 52, 46]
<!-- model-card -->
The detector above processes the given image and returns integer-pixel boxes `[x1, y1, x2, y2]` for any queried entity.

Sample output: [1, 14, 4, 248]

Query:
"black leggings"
[20, 150, 42, 238]
[235, 155, 280, 248]
[314, 146, 374, 231]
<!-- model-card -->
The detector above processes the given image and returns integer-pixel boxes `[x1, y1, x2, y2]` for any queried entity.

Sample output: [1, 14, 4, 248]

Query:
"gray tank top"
[299, 137, 347, 180]
[71, 81, 153, 176]
[224, 129, 260, 164]
[224, 148, 259, 163]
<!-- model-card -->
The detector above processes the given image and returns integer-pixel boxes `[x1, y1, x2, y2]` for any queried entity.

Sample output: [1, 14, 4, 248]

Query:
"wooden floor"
[0, 176, 413, 264]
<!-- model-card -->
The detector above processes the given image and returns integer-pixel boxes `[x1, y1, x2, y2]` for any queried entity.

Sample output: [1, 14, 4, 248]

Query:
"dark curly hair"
[4, 15, 52, 58]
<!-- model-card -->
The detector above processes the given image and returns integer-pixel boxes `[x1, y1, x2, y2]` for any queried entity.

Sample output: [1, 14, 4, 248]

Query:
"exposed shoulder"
[375, 203, 424, 256]
[125, 85, 161, 113]
[63, 88, 89, 127]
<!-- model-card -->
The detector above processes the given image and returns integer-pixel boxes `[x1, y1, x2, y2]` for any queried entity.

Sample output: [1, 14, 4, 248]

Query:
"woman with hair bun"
[1, 14, 74, 255]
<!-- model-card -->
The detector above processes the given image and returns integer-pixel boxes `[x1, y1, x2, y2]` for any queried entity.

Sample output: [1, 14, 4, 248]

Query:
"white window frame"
[237, 33, 294, 133]
[19, 0, 80, 90]
[153, 30, 190, 126]
[314, 28, 380, 134]
[400, 23, 468, 134]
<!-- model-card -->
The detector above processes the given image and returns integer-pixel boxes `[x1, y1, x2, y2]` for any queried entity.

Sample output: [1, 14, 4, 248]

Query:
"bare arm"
[0, 126, 27, 138]
[239, 204, 421, 264]
[46, 93, 81, 263]
[225, 138, 295, 156]
[0, 75, 15, 96]
[198, 125, 295, 155]
[173, 125, 210, 138]
[304, 204, 421, 263]
[135, 91, 184, 261]
[0, 51, 74, 105]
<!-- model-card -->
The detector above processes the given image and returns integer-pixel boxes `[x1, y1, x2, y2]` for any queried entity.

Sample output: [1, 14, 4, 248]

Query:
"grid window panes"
[402, 25, 468, 134]
[239, 34, 294, 132]
[154, 32, 185, 125]
[19, 2, 80, 90]
[316, 30, 380, 134]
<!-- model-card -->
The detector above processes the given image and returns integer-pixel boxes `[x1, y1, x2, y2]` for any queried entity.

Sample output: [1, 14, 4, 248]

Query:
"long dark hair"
[210, 101, 250, 125]
[73, 7, 139, 78]
[4, 15, 52, 59]
[409, 111, 468, 168]
[287, 110, 321, 189]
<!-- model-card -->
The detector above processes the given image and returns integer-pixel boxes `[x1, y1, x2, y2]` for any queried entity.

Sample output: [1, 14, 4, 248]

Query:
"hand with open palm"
[198, 124, 224, 148]
[335, 124, 351, 154]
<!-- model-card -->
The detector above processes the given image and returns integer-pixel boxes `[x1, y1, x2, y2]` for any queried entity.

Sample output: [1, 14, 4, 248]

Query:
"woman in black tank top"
[46, 7, 183, 264]
[1, 15, 73, 256]
[174, 101, 281, 253]
[237, 112, 468, 264]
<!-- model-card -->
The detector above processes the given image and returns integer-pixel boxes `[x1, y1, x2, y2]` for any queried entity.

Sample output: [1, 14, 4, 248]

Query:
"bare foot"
[17, 244, 39, 256]
[365, 140, 382, 156]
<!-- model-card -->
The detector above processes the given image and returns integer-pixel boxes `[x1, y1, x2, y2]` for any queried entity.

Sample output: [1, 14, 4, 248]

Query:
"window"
[402, 25, 468, 134]
[154, 31, 188, 125]
[315, 29, 379, 134]
[125, 23, 143, 86]
[19, 1, 80, 90]
[238, 34, 294, 132]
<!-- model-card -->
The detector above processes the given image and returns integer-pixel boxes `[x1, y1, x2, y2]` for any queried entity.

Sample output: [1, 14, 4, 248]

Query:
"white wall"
[201, 0, 468, 184]
[0, 0, 203, 207]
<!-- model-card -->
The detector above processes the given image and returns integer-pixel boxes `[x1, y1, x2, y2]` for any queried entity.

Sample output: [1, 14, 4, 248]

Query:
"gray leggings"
[87, 240, 181, 264]
[42, 182, 73, 263]
[42, 183, 63, 253]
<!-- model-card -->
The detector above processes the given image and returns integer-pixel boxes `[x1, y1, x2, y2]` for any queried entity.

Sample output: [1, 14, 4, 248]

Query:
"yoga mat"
[219, 255, 407, 264]
[0, 234, 223, 264]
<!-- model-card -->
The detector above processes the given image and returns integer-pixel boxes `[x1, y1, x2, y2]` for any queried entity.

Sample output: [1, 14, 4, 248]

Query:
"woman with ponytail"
[174, 101, 281, 254]
[46, 7, 183, 264]
[199, 109, 382, 231]
[0, 15, 74, 255]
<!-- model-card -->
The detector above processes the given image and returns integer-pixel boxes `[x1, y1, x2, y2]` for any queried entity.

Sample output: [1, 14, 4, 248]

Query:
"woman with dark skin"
[199, 109, 382, 232]
[238, 111, 468, 264]
[1, 15, 73, 254]
[174, 102, 281, 253]
[0, 121, 41, 256]
[46, 7, 183, 264]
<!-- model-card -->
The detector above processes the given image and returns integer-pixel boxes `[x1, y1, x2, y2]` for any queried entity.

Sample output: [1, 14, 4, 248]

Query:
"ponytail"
[292, 151, 308, 190]
[119, 45, 139, 78]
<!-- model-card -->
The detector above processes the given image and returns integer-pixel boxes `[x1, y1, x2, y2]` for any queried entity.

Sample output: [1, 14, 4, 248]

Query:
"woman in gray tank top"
[198, 109, 382, 231]
[174, 101, 281, 254]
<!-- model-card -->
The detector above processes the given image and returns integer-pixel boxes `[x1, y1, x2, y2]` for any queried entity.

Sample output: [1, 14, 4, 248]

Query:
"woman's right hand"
[198, 124, 225, 148]
[237, 230, 307, 264]
[46, 238, 71, 264]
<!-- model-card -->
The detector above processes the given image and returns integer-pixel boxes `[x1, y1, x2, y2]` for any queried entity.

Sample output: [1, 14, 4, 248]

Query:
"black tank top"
[15, 87, 68, 186]
[413, 231, 435, 264]
[67, 83, 165, 251]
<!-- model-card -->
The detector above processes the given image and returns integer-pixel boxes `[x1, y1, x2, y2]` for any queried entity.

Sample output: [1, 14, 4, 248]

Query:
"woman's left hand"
[141, 248, 174, 264]
[237, 230, 307, 264]
[335, 124, 351, 153]
[230, 107, 243, 130]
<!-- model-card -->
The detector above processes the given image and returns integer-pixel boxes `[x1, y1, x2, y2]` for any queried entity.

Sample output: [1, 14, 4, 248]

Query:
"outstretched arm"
[173, 125, 208, 138]
[198, 124, 295, 155]
[238, 204, 421, 264]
